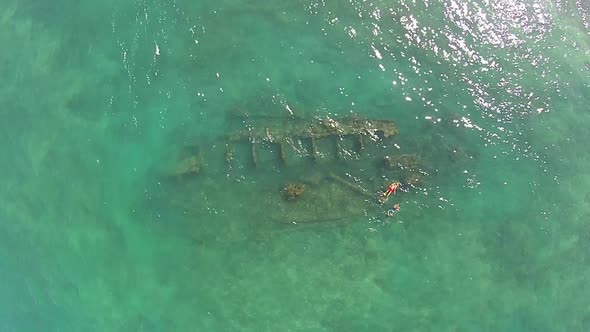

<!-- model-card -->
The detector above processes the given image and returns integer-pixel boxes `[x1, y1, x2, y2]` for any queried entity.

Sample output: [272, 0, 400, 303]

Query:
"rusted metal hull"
[172, 115, 401, 174]
[165, 114, 427, 226]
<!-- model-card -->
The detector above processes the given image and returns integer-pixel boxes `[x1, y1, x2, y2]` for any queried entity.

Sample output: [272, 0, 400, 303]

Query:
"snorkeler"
[386, 204, 401, 217]
[383, 182, 400, 198]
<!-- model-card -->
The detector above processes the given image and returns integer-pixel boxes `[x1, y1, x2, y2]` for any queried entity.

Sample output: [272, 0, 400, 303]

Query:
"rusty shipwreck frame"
[225, 116, 399, 166]
[168, 114, 428, 226]
[170, 115, 403, 177]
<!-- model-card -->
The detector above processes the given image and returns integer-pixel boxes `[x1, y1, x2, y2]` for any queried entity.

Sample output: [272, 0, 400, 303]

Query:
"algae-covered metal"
[227, 116, 398, 143]
[172, 115, 401, 176]
[166, 113, 428, 226]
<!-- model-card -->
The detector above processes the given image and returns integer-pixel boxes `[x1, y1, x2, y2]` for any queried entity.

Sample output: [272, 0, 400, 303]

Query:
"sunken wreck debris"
[167, 115, 401, 175]
[166, 113, 429, 226]
[226, 115, 398, 143]
[282, 183, 305, 200]
[382, 154, 425, 187]
[171, 155, 202, 177]
[166, 114, 427, 180]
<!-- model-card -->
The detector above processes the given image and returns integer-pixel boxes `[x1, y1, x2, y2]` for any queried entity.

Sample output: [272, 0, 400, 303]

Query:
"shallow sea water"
[2, 0, 590, 331]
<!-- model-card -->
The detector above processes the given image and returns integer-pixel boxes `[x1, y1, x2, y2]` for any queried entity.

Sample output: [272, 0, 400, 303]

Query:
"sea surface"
[1, 0, 590, 331]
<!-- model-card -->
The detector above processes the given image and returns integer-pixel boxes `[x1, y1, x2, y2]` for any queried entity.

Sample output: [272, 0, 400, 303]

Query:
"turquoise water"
[2, 0, 590, 330]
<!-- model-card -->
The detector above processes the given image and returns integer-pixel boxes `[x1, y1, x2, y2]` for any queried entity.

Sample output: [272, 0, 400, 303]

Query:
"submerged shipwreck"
[165, 112, 429, 226]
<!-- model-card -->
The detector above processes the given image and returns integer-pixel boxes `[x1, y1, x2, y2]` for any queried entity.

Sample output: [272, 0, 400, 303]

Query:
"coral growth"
[282, 183, 305, 200]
